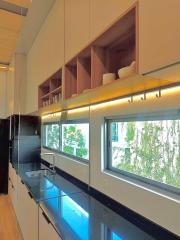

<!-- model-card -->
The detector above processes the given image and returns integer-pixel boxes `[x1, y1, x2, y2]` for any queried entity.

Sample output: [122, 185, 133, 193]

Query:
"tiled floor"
[0, 195, 23, 240]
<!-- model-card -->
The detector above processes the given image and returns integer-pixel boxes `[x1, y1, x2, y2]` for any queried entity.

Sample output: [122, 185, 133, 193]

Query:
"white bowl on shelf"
[102, 73, 116, 85]
[118, 61, 136, 79]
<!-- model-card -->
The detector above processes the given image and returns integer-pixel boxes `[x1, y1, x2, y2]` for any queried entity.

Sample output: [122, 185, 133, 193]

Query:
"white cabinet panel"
[139, 0, 180, 73]
[65, 0, 90, 62]
[18, 177, 38, 240]
[90, 0, 136, 39]
[39, 208, 61, 240]
[9, 163, 18, 214]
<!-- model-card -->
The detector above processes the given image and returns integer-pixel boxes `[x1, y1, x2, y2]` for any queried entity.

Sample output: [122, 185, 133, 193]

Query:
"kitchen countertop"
[14, 162, 83, 202]
[12, 162, 165, 240]
[40, 191, 155, 240]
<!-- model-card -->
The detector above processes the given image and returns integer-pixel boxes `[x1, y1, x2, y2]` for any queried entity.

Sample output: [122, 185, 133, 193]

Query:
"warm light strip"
[90, 97, 130, 110]
[67, 106, 89, 114]
[41, 114, 51, 120]
[41, 85, 180, 117]
[161, 85, 180, 95]
[41, 112, 61, 120]
[0, 65, 8, 69]
[91, 85, 180, 110]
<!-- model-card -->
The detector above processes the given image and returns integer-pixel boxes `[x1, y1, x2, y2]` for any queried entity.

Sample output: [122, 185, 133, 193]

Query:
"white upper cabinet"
[138, 0, 180, 74]
[90, 0, 136, 39]
[65, 0, 91, 62]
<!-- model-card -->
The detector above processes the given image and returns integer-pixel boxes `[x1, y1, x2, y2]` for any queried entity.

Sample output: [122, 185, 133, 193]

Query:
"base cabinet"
[18, 177, 38, 240]
[8, 164, 18, 214]
[39, 208, 61, 240]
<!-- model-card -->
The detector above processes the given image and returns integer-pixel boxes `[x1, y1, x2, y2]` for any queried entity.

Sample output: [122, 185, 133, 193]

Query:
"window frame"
[42, 122, 61, 152]
[59, 119, 90, 163]
[105, 111, 180, 195]
[42, 120, 90, 163]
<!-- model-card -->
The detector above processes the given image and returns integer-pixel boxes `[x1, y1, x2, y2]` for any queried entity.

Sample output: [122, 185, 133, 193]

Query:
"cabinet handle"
[28, 191, 33, 199]
[11, 184, 14, 189]
[42, 211, 51, 224]
[21, 180, 24, 185]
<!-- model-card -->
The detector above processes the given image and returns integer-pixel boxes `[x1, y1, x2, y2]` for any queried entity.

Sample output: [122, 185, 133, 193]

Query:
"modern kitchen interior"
[0, 1, 180, 240]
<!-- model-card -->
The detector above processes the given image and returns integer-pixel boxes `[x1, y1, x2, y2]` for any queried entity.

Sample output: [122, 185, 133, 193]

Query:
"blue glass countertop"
[16, 163, 83, 202]
[12, 162, 172, 240]
[40, 191, 155, 240]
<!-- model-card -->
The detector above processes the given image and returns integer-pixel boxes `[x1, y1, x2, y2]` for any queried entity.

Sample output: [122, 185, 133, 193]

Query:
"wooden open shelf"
[62, 74, 180, 110]
[77, 47, 91, 94]
[40, 72, 180, 115]
[64, 58, 77, 99]
[64, 6, 136, 99]
[38, 69, 62, 109]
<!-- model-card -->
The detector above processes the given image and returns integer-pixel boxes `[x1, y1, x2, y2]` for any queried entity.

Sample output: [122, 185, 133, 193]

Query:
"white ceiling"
[0, 0, 31, 65]
[0, 0, 55, 67]
[5, 0, 31, 8]
[16, 0, 55, 55]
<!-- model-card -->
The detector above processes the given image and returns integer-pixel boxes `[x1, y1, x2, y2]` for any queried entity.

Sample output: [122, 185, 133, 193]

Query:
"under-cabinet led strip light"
[42, 112, 61, 120]
[41, 84, 180, 118]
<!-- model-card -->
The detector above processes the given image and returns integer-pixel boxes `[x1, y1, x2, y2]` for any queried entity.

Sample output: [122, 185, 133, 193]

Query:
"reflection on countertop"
[40, 189, 155, 240]
[16, 162, 83, 202]
[12, 162, 172, 240]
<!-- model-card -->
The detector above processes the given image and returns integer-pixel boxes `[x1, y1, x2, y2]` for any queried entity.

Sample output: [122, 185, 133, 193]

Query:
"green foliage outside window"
[111, 120, 180, 188]
[44, 124, 60, 150]
[62, 124, 89, 160]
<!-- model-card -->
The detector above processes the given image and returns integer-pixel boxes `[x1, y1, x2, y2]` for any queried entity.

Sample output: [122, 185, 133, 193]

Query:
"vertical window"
[107, 115, 180, 192]
[61, 123, 89, 160]
[42, 123, 60, 150]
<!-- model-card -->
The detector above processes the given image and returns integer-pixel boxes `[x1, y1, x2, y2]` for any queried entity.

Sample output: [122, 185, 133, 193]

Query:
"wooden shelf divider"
[64, 6, 137, 100]
[38, 69, 62, 109]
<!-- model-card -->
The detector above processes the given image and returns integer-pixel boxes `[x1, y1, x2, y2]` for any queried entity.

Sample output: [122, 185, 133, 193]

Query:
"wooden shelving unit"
[38, 69, 62, 109]
[64, 6, 136, 99]
[64, 58, 77, 99]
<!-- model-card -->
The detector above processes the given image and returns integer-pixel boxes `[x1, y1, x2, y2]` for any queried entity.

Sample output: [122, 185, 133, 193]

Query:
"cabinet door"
[9, 164, 18, 214]
[91, 0, 136, 39]
[18, 177, 38, 240]
[65, 0, 90, 62]
[139, 0, 180, 73]
[8, 177, 13, 200]
[39, 208, 61, 240]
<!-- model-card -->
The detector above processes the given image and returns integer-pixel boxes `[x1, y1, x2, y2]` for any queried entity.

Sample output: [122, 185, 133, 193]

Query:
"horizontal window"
[42, 121, 89, 161]
[106, 114, 180, 193]
[42, 123, 60, 150]
[62, 123, 89, 161]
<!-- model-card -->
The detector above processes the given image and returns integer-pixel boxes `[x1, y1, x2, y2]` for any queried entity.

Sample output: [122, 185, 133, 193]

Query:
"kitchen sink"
[25, 169, 55, 178]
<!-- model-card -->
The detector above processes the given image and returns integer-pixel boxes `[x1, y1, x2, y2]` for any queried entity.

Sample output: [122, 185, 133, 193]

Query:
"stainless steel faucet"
[40, 152, 56, 174]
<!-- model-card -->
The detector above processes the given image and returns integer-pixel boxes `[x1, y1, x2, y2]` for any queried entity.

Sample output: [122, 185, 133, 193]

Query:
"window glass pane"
[43, 123, 60, 150]
[109, 119, 180, 189]
[62, 123, 89, 160]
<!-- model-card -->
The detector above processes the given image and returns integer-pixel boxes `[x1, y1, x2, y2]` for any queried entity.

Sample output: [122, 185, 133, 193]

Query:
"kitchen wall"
[26, 0, 64, 114]
[0, 72, 7, 119]
[89, 86, 180, 235]
[25, 0, 180, 114]
[6, 57, 15, 117]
